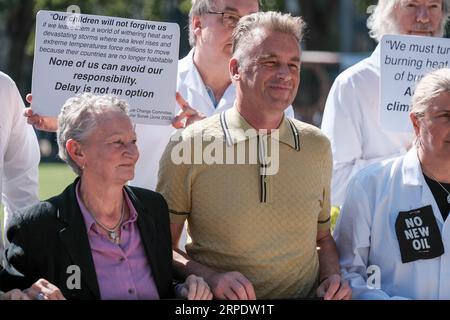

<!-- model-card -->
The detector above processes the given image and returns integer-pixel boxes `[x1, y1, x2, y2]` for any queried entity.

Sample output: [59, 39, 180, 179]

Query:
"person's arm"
[170, 223, 256, 300]
[22, 278, 66, 300]
[314, 134, 351, 300]
[157, 136, 256, 300]
[0, 213, 37, 292]
[316, 229, 352, 300]
[333, 178, 409, 300]
[0, 278, 65, 300]
[174, 274, 213, 300]
[0, 289, 30, 300]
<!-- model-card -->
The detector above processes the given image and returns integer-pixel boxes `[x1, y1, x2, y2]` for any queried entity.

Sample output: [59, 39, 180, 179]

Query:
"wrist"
[319, 272, 341, 285]
[174, 283, 185, 298]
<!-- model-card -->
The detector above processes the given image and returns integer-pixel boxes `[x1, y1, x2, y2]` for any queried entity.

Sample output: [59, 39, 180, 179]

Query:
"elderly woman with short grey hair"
[0, 93, 212, 300]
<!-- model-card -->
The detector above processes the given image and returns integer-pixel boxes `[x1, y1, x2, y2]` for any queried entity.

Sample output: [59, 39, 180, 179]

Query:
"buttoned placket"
[258, 134, 272, 204]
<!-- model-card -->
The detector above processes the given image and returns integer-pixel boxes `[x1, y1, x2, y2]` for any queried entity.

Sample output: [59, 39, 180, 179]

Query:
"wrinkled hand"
[172, 92, 207, 129]
[0, 289, 30, 300]
[24, 278, 66, 300]
[179, 274, 213, 300]
[316, 274, 352, 300]
[207, 271, 256, 300]
[23, 93, 58, 132]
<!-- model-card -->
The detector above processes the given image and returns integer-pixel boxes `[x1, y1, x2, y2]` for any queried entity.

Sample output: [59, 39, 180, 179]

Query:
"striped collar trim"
[220, 107, 300, 151]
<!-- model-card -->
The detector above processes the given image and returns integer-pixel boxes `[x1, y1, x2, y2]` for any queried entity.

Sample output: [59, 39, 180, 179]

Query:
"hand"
[24, 278, 66, 300]
[207, 271, 256, 300]
[0, 289, 30, 300]
[23, 93, 58, 132]
[172, 92, 207, 129]
[178, 274, 213, 300]
[316, 274, 352, 300]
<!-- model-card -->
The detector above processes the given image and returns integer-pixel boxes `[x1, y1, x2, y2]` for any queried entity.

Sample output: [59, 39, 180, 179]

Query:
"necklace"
[92, 201, 126, 244]
[427, 173, 450, 205]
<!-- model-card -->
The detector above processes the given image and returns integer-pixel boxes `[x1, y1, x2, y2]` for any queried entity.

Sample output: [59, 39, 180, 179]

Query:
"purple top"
[76, 182, 160, 300]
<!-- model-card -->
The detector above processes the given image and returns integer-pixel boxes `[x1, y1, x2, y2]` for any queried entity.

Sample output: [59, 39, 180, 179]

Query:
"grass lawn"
[38, 162, 76, 200]
[1, 163, 75, 227]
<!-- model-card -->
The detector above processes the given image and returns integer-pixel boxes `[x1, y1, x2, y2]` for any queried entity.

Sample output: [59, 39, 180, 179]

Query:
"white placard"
[380, 35, 450, 132]
[32, 10, 180, 125]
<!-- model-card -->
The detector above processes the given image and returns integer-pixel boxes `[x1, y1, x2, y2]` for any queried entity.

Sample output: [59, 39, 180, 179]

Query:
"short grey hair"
[367, 0, 450, 42]
[188, 0, 215, 47]
[411, 67, 450, 116]
[232, 11, 305, 66]
[57, 93, 129, 175]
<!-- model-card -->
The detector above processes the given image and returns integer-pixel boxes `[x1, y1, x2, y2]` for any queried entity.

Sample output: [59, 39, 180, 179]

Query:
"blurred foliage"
[330, 206, 340, 233]
[179, 0, 191, 15]
[354, 0, 377, 15]
[0, 0, 182, 91]
[261, 0, 283, 11]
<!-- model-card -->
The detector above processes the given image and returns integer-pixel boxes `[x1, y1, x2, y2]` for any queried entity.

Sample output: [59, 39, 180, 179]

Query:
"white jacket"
[1, 72, 40, 253]
[321, 44, 413, 207]
[334, 148, 450, 299]
[131, 49, 294, 190]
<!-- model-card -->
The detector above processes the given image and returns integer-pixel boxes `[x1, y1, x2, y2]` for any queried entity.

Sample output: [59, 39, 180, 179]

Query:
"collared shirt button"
[128, 289, 134, 294]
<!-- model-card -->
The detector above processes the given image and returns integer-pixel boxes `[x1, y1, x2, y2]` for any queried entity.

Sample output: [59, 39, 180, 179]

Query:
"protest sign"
[32, 10, 180, 125]
[380, 35, 450, 132]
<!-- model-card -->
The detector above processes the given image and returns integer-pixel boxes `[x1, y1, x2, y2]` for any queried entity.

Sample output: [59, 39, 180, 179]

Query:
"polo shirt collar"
[220, 107, 300, 151]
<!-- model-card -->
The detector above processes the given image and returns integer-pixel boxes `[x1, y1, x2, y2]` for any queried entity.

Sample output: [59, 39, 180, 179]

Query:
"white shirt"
[131, 49, 295, 190]
[321, 44, 413, 207]
[1, 72, 40, 254]
[334, 148, 450, 300]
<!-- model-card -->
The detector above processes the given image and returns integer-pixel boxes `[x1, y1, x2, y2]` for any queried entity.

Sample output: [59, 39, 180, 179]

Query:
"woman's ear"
[230, 58, 240, 81]
[409, 112, 421, 138]
[66, 139, 86, 168]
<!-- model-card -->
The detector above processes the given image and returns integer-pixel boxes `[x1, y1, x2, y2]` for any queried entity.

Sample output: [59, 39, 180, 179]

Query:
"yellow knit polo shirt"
[157, 107, 332, 299]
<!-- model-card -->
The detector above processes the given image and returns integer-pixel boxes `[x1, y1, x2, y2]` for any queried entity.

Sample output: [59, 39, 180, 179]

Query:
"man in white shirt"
[0, 72, 40, 261]
[321, 0, 450, 207]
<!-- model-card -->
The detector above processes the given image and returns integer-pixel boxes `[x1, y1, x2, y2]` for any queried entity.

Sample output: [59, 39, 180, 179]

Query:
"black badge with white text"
[395, 205, 444, 263]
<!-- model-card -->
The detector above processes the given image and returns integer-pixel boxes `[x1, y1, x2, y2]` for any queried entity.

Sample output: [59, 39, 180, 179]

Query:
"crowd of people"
[0, 0, 449, 300]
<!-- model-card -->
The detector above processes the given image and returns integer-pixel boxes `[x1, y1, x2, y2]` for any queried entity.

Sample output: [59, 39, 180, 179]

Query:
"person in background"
[334, 68, 450, 299]
[321, 0, 450, 207]
[0, 71, 39, 265]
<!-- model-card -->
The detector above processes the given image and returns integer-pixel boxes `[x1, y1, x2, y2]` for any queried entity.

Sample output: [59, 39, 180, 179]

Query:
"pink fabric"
[76, 182, 160, 300]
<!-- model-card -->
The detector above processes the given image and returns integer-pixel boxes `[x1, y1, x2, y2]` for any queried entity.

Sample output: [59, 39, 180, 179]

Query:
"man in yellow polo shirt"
[157, 11, 351, 300]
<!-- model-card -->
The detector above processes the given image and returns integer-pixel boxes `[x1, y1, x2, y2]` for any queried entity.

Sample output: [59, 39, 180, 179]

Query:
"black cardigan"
[0, 178, 175, 300]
